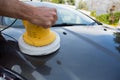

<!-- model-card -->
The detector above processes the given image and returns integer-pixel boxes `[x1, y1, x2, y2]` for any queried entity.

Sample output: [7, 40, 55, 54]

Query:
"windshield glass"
[3, 3, 95, 27]
[3, 17, 23, 27]
[56, 7, 95, 25]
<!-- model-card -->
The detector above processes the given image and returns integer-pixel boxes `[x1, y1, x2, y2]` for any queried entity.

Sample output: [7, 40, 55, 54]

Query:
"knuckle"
[52, 8, 57, 12]
[46, 22, 52, 27]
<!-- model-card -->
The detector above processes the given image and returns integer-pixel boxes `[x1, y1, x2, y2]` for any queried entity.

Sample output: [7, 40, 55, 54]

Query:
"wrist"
[0, 0, 35, 21]
[15, 1, 35, 21]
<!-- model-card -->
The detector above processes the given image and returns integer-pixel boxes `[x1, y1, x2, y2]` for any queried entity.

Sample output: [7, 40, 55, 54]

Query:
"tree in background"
[51, 0, 75, 5]
[108, 5, 116, 24]
[78, 0, 88, 10]
[67, 0, 75, 5]
[51, 0, 65, 4]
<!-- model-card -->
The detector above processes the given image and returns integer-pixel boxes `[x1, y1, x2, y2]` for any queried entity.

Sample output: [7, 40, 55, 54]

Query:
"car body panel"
[0, 25, 120, 80]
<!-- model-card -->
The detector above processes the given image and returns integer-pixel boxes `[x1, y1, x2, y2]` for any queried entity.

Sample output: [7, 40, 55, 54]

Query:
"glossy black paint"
[0, 66, 27, 80]
[0, 26, 120, 80]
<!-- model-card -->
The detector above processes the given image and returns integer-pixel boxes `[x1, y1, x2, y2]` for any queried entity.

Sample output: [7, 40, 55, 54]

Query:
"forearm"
[0, 0, 34, 20]
[0, 0, 57, 28]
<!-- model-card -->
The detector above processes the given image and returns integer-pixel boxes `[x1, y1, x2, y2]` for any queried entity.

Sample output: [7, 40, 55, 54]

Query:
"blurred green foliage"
[51, 0, 75, 5]
[90, 11, 96, 17]
[69, 0, 75, 5]
[114, 12, 120, 22]
[51, 0, 65, 4]
[92, 11, 120, 25]
[96, 14, 110, 24]
[78, 0, 88, 10]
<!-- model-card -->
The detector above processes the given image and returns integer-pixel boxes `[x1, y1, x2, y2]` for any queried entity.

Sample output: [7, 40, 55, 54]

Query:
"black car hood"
[0, 26, 120, 80]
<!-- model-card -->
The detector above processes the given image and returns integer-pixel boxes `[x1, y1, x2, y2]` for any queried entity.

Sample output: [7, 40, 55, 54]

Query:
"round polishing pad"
[18, 32, 60, 56]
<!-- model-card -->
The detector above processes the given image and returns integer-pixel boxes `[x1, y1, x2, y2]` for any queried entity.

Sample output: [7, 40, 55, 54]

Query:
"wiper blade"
[52, 23, 87, 27]
[89, 21, 102, 25]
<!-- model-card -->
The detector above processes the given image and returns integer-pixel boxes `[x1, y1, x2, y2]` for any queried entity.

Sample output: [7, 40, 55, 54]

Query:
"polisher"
[18, 21, 60, 56]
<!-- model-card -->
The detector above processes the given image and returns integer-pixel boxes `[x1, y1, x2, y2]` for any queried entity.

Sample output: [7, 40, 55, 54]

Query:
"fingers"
[28, 7, 58, 28]
[52, 8, 58, 24]
[42, 8, 57, 28]
[47, 8, 58, 26]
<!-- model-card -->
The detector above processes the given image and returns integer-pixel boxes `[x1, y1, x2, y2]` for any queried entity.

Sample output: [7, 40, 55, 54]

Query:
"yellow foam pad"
[23, 21, 56, 47]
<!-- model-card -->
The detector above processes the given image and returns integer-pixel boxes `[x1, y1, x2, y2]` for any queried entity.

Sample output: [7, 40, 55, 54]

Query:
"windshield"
[56, 7, 95, 25]
[3, 3, 96, 27]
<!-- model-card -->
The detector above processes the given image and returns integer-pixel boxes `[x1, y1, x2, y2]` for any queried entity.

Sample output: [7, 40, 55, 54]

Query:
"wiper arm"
[52, 23, 73, 27]
[52, 23, 87, 27]
[89, 21, 102, 25]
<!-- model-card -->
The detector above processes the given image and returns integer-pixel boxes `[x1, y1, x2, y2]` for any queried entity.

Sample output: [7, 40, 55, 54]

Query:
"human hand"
[0, 0, 57, 28]
[28, 7, 57, 28]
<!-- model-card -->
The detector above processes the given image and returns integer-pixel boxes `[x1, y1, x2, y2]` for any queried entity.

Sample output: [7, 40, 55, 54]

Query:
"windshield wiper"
[52, 23, 87, 27]
[88, 20, 103, 25]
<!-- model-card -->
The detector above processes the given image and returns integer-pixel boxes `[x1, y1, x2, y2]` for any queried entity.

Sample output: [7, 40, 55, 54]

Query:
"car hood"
[0, 26, 120, 80]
